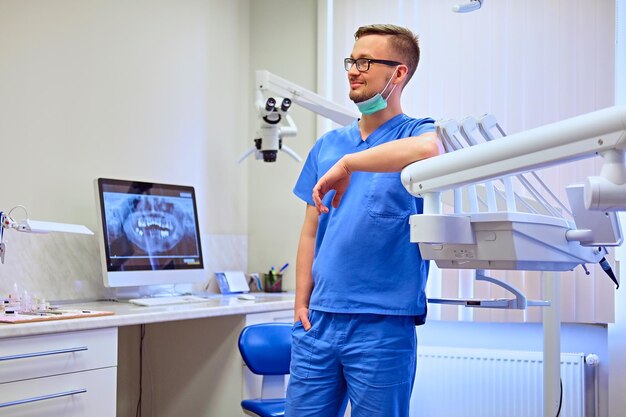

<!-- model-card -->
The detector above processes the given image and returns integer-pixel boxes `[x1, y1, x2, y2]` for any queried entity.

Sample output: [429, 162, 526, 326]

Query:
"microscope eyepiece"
[265, 97, 276, 112]
[281, 98, 292, 112]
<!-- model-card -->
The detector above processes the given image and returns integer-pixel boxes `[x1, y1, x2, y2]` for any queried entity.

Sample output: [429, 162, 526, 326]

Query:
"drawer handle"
[0, 388, 87, 408]
[0, 346, 88, 362]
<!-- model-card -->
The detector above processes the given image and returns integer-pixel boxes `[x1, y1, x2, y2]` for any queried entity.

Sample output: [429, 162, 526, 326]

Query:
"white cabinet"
[244, 309, 293, 327]
[0, 327, 117, 416]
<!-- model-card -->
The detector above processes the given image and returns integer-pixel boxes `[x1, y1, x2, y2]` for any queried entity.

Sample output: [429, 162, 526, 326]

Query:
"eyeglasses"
[344, 57, 402, 72]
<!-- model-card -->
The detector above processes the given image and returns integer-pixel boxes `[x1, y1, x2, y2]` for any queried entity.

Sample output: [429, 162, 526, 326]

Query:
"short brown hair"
[354, 24, 420, 85]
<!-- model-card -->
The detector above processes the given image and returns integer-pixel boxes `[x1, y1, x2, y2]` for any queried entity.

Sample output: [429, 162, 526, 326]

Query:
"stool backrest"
[238, 322, 292, 376]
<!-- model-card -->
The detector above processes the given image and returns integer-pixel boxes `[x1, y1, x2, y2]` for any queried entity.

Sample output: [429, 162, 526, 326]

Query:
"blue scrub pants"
[285, 310, 417, 417]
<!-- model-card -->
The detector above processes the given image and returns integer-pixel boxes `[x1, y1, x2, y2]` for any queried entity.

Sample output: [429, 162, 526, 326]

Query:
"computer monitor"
[95, 178, 205, 288]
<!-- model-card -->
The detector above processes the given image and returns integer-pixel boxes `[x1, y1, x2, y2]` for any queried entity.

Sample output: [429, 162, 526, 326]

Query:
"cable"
[7, 205, 28, 219]
[555, 378, 563, 417]
[135, 324, 146, 417]
[452, 0, 483, 13]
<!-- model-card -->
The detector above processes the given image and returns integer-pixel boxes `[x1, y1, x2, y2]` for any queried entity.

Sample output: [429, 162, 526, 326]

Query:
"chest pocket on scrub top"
[366, 172, 412, 218]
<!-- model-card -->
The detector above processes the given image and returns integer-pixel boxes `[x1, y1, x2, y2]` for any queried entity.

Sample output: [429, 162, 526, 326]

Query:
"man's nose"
[347, 64, 360, 76]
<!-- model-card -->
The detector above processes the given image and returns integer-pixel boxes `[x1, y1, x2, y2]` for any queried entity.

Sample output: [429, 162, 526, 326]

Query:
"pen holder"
[263, 273, 283, 293]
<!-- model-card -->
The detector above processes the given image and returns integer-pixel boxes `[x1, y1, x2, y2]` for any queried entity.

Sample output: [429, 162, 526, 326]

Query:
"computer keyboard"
[128, 295, 208, 307]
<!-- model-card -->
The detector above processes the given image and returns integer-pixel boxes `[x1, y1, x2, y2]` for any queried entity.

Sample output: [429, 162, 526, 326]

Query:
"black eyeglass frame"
[344, 57, 403, 72]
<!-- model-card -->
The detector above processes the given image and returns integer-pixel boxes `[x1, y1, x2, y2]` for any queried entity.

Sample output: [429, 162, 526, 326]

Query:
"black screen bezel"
[96, 178, 204, 272]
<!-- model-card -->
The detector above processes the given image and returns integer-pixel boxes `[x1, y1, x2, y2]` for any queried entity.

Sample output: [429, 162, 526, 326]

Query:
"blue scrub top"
[293, 113, 435, 318]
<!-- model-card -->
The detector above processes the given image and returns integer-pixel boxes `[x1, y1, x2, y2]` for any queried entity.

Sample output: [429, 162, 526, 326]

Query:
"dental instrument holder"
[263, 272, 283, 293]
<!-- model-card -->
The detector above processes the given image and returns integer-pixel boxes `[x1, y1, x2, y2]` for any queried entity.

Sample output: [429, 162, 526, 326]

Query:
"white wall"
[246, 0, 318, 289]
[0, 0, 249, 235]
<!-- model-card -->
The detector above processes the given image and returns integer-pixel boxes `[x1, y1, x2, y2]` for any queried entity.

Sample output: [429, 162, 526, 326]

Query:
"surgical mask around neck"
[355, 68, 398, 115]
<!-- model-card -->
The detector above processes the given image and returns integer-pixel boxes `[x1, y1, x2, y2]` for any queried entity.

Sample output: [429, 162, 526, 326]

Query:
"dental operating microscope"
[238, 70, 358, 163]
[239, 93, 300, 163]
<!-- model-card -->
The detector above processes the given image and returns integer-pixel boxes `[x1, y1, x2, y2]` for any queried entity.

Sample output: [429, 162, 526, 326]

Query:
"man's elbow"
[419, 137, 443, 160]
[402, 134, 443, 168]
[430, 139, 444, 157]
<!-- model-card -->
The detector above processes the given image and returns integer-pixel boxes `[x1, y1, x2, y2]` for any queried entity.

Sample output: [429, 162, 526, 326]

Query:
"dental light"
[453, 0, 483, 13]
[0, 205, 93, 264]
[238, 70, 358, 163]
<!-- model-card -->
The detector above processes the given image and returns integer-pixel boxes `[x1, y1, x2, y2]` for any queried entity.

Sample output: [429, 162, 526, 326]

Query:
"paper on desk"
[0, 310, 114, 324]
[223, 271, 250, 293]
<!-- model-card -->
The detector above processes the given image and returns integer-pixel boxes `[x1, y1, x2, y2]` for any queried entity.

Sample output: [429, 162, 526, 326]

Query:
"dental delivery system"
[401, 105, 626, 417]
[400, 105, 626, 308]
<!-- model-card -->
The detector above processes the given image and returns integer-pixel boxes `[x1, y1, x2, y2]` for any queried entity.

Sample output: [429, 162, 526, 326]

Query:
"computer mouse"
[237, 294, 256, 301]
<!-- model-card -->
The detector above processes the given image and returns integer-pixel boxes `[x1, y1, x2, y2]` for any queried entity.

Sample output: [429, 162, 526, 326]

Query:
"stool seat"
[241, 398, 286, 417]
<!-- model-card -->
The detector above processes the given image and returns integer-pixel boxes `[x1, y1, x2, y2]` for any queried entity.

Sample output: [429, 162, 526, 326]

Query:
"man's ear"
[393, 65, 409, 85]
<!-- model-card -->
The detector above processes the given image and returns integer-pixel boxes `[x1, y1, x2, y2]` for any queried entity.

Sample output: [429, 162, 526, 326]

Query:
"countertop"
[0, 292, 295, 338]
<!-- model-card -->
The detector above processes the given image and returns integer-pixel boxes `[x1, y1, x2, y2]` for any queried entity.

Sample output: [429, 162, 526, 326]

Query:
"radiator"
[410, 346, 586, 417]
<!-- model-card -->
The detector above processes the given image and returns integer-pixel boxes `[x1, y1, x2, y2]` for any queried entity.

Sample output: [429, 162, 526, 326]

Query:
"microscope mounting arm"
[239, 70, 358, 163]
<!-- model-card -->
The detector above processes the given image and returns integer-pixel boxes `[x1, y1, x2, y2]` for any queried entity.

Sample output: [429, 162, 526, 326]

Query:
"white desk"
[0, 293, 295, 417]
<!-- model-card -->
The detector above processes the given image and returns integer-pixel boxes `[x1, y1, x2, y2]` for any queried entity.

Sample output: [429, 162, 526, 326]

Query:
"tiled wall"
[0, 232, 247, 302]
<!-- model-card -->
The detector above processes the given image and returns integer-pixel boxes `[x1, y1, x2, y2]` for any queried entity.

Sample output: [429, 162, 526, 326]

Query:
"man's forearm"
[294, 205, 318, 325]
[343, 132, 441, 173]
[295, 273, 313, 309]
[295, 233, 315, 310]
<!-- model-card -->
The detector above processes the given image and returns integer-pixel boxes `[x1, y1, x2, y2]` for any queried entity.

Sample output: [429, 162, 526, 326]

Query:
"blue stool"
[238, 323, 292, 417]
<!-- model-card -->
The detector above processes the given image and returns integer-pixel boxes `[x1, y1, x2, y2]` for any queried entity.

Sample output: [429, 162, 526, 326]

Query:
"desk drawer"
[245, 310, 293, 326]
[0, 327, 117, 384]
[0, 366, 116, 417]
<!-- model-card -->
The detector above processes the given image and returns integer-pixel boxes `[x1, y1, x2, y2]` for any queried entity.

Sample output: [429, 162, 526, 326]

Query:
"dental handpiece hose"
[599, 257, 619, 289]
